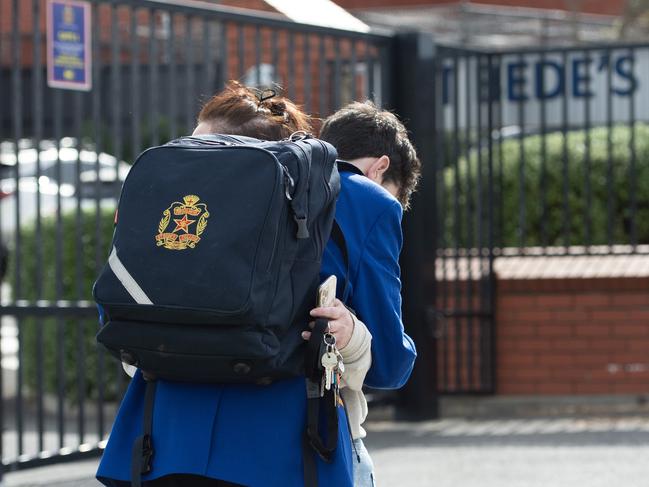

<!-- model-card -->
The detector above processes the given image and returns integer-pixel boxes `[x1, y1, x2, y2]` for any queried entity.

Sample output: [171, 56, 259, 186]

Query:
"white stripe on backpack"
[108, 247, 153, 305]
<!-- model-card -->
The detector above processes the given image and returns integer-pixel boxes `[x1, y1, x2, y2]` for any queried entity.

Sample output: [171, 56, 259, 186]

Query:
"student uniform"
[97, 170, 415, 487]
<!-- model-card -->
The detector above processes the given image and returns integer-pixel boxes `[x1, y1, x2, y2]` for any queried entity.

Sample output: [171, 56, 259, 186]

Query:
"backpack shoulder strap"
[329, 220, 351, 303]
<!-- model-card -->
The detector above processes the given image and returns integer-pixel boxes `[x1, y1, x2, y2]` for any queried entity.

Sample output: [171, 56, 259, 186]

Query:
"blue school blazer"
[97, 171, 416, 487]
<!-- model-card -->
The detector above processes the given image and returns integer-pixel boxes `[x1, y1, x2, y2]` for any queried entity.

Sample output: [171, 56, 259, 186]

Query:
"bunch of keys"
[320, 331, 344, 403]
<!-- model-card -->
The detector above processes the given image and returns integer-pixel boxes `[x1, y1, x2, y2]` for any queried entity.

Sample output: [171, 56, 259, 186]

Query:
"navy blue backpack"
[94, 132, 341, 383]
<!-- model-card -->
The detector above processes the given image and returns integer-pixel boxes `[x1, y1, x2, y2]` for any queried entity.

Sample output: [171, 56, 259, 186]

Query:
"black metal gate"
[5, 0, 649, 472]
[424, 40, 649, 395]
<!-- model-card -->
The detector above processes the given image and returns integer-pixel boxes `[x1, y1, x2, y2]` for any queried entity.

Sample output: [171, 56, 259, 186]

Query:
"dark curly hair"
[196, 81, 311, 140]
[319, 101, 421, 210]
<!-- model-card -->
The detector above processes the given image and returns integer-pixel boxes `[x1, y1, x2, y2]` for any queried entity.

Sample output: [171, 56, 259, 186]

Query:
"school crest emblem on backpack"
[155, 195, 209, 250]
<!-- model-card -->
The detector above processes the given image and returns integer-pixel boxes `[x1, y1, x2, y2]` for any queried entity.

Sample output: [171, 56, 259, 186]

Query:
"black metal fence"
[3, 0, 649, 475]
[0, 0, 392, 475]
[431, 42, 649, 394]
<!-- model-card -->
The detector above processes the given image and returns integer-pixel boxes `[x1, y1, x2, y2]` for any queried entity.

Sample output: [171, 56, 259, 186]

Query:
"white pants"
[352, 438, 376, 487]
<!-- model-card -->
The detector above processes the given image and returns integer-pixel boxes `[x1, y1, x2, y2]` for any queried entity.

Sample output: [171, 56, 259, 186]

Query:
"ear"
[368, 155, 390, 184]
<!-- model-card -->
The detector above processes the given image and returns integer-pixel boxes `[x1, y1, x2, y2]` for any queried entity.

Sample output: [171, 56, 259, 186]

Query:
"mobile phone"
[317, 275, 337, 307]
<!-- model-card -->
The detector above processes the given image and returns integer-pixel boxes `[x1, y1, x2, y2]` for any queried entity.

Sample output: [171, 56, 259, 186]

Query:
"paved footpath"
[4, 416, 649, 486]
[365, 417, 649, 487]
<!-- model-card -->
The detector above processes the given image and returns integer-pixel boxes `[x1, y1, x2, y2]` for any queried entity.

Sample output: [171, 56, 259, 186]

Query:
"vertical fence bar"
[350, 39, 357, 101]
[438, 54, 449, 390]
[167, 12, 178, 140]
[112, 4, 123, 185]
[367, 44, 376, 102]
[150, 9, 159, 146]
[11, 0, 22, 296]
[496, 58, 505, 250]
[452, 55, 462, 390]
[203, 18, 213, 102]
[75, 85, 85, 449]
[606, 48, 614, 248]
[118, 2, 132, 394]
[428, 47, 446, 397]
[333, 37, 341, 110]
[489, 57, 505, 253]
[475, 54, 486, 389]
[110, 3, 121, 165]
[84, 1, 102, 447]
[485, 53, 496, 392]
[495, 54, 504, 381]
[131, 8, 141, 161]
[32, 0, 46, 454]
[12, 0, 24, 457]
[538, 52, 548, 250]
[186, 16, 195, 133]
[102, 3, 120, 442]
[93, 2, 105, 445]
[318, 35, 326, 116]
[303, 33, 311, 113]
[378, 40, 392, 108]
[517, 53, 526, 251]
[53, 69, 65, 451]
[237, 23, 245, 79]
[218, 21, 228, 91]
[464, 54, 475, 389]
[76, 302, 86, 448]
[73, 68, 82, 314]
[561, 50, 570, 251]
[628, 48, 637, 250]
[33, 0, 44, 298]
[254, 25, 261, 87]
[271, 29, 279, 88]
[287, 32, 295, 100]
[583, 50, 592, 249]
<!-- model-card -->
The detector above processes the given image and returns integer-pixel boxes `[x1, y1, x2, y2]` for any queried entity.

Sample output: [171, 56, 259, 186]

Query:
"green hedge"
[14, 207, 122, 401]
[444, 124, 649, 248]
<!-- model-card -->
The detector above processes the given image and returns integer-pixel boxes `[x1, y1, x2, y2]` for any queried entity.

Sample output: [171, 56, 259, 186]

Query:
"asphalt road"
[4, 416, 649, 487]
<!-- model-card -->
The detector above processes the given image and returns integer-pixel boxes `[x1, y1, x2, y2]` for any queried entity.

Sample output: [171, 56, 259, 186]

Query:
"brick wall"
[432, 253, 649, 395]
[496, 260, 649, 395]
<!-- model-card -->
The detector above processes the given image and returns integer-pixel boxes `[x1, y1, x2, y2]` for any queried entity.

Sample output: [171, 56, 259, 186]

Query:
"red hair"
[197, 81, 311, 140]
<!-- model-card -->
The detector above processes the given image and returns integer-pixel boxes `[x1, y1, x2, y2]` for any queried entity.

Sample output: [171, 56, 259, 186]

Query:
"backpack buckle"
[294, 215, 309, 239]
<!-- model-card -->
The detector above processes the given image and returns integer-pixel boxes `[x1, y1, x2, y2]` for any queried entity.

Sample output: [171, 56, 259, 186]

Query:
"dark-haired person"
[318, 101, 422, 487]
[96, 82, 361, 487]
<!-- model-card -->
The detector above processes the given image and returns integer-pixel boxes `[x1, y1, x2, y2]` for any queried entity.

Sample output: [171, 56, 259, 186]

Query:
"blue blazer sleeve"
[351, 201, 417, 389]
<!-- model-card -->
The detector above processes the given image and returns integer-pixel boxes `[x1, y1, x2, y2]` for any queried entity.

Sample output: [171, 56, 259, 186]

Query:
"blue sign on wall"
[47, 0, 92, 91]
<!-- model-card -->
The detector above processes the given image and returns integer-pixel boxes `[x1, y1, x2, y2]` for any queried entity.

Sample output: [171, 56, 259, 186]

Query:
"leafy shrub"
[443, 124, 649, 248]
[12, 207, 123, 401]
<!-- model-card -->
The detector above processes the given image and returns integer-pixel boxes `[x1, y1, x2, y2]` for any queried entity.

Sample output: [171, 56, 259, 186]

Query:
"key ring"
[323, 332, 336, 347]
